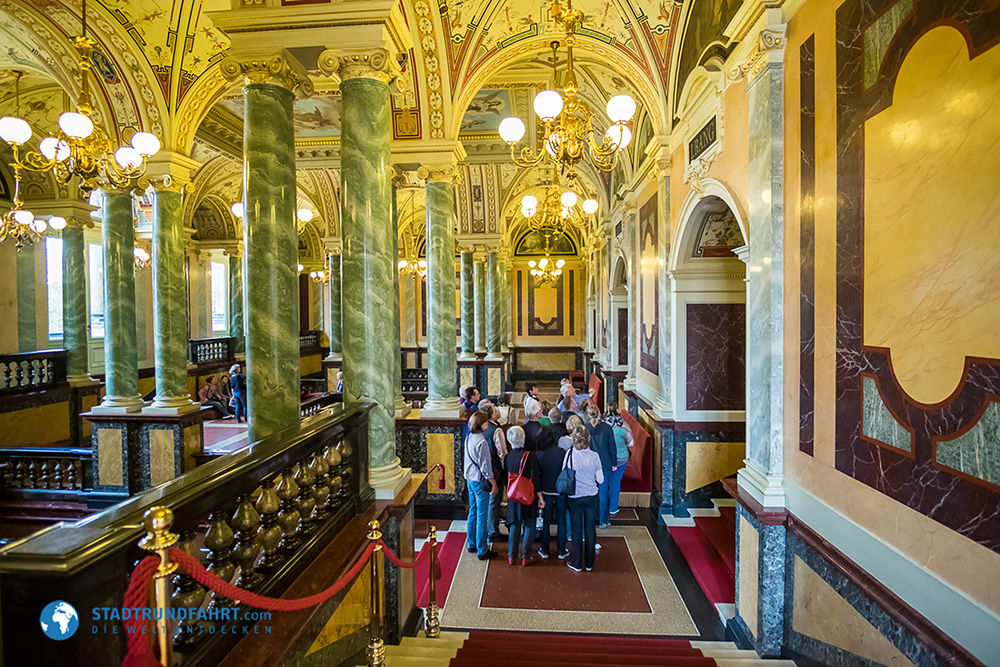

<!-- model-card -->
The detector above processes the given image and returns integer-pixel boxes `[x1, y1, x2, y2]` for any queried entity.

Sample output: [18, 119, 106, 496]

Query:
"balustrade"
[0, 350, 67, 393]
[0, 402, 372, 666]
[188, 337, 236, 364]
[299, 330, 321, 349]
[401, 368, 428, 393]
[0, 447, 91, 494]
[300, 391, 339, 417]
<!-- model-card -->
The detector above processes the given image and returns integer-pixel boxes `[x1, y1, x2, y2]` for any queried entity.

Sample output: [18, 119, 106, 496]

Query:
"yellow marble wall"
[426, 432, 456, 495]
[517, 351, 576, 372]
[81, 393, 98, 438]
[512, 263, 585, 345]
[738, 515, 759, 637]
[0, 242, 18, 353]
[148, 428, 175, 487]
[792, 557, 915, 666]
[305, 564, 372, 656]
[685, 441, 746, 493]
[783, 0, 1000, 626]
[863, 27, 1000, 405]
[182, 425, 201, 471]
[0, 402, 71, 446]
[97, 428, 123, 486]
[301, 353, 322, 377]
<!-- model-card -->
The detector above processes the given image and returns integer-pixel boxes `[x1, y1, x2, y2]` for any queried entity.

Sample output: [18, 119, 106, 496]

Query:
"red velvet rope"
[120, 537, 441, 667]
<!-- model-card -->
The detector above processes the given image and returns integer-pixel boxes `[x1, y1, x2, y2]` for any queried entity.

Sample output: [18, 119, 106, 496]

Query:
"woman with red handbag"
[504, 426, 546, 566]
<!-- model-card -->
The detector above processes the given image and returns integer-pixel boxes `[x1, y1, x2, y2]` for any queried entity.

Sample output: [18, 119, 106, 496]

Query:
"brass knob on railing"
[424, 526, 441, 638]
[367, 519, 385, 667]
[138, 506, 178, 667]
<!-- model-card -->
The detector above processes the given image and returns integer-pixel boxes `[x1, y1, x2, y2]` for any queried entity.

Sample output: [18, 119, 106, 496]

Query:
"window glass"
[210, 261, 228, 333]
[45, 237, 63, 338]
[88, 243, 105, 338]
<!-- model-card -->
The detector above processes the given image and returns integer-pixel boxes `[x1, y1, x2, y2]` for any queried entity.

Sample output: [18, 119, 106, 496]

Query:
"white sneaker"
[595, 543, 601, 551]
[537, 549, 549, 559]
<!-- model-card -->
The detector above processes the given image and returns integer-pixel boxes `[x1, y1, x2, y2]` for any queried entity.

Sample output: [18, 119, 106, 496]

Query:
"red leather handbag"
[507, 451, 535, 505]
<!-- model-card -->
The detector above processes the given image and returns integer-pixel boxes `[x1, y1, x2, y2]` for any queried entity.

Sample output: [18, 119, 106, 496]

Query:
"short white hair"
[560, 383, 575, 398]
[528, 402, 543, 419]
[508, 425, 526, 449]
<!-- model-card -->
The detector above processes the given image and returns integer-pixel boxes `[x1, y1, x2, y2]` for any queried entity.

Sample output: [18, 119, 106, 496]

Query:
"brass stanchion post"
[424, 525, 440, 638]
[367, 520, 385, 667]
[139, 506, 179, 667]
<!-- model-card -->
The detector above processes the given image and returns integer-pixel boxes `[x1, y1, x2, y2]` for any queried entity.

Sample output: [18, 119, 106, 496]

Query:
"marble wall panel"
[833, 0, 1000, 553]
[685, 303, 746, 411]
[861, 375, 914, 454]
[639, 194, 659, 374]
[685, 441, 746, 493]
[935, 399, 1000, 488]
[738, 514, 760, 639]
[799, 34, 816, 457]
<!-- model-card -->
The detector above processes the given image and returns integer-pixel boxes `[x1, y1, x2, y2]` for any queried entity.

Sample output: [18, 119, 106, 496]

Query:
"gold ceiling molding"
[317, 48, 398, 86]
[729, 26, 787, 83]
[220, 50, 313, 98]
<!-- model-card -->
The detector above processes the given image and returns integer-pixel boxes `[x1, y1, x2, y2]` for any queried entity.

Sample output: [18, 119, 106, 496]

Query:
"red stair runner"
[415, 531, 464, 608]
[449, 632, 717, 667]
[693, 516, 736, 578]
[668, 525, 735, 605]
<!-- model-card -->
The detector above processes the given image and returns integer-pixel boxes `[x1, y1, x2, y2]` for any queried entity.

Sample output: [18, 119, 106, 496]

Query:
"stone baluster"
[324, 445, 344, 510]
[275, 468, 301, 552]
[231, 494, 263, 590]
[204, 510, 236, 609]
[255, 479, 283, 572]
[310, 452, 331, 520]
[294, 460, 317, 537]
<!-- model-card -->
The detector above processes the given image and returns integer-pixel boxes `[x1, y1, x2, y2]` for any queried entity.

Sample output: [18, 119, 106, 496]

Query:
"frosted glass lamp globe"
[0, 116, 32, 145]
[533, 90, 564, 121]
[498, 117, 526, 144]
[582, 198, 599, 214]
[58, 112, 94, 139]
[605, 95, 636, 123]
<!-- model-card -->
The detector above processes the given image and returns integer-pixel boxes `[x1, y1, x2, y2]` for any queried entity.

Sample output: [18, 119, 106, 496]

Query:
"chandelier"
[398, 258, 427, 279]
[520, 168, 598, 234]
[308, 269, 328, 284]
[528, 232, 566, 287]
[0, 1, 161, 223]
[497, 1, 635, 173]
[133, 246, 151, 270]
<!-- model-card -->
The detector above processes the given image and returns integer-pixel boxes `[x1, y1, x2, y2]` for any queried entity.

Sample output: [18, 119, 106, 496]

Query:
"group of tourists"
[198, 364, 248, 423]
[463, 379, 633, 573]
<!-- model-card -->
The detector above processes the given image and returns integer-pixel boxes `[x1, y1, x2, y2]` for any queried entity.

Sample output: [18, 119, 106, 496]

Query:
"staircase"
[668, 503, 737, 609]
[377, 631, 796, 666]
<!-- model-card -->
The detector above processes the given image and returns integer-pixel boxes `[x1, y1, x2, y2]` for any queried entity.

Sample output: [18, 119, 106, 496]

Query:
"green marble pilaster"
[391, 184, 408, 415]
[340, 75, 403, 484]
[16, 245, 36, 352]
[310, 278, 322, 329]
[326, 253, 342, 359]
[62, 223, 91, 381]
[474, 257, 486, 353]
[242, 82, 300, 441]
[94, 188, 142, 412]
[229, 254, 244, 355]
[459, 251, 475, 358]
[147, 188, 196, 413]
[422, 177, 461, 415]
[486, 251, 502, 359]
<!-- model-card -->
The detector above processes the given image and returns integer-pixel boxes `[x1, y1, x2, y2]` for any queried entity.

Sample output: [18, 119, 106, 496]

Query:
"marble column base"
[623, 376, 637, 392]
[369, 460, 411, 500]
[92, 395, 144, 414]
[144, 397, 201, 416]
[474, 347, 487, 355]
[653, 397, 674, 420]
[325, 352, 342, 362]
[738, 460, 786, 508]
[394, 395, 411, 418]
[458, 352, 476, 360]
[421, 396, 462, 418]
[67, 376, 99, 388]
[485, 353, 503, 362]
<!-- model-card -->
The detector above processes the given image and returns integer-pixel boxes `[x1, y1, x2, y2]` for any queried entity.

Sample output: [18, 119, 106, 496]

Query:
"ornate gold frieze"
[417, 165, 461, 185]
[317, 48, 400, 86]
[220, 51, 313, 98]
[729, 27, 786, 83]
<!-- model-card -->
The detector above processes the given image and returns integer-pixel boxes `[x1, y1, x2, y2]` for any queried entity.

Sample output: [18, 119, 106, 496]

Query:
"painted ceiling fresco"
[218, 95, 342, 138]
[460, 89, 512, 133]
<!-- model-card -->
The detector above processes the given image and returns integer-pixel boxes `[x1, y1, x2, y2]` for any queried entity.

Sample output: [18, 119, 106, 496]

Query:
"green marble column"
[391, 184, 408, 415]
[340, 73, 405, 486]
[94, 188, 142, 412]
[242, 82, 300, 441]
[501, 259, 512, 350]
[486, 250, 502, 359]
[474, 256, 486, 353]
[229, 253, 244, 355]
[62, 222, 91, 382]
[326, 253, 342, 359]
[147, 187, 196, 413]
[422, 170, 461, 415]
[459, 251, 475, 359]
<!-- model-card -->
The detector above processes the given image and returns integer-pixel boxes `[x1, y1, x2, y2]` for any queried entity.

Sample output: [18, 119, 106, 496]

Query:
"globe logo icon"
[40, 600, 79, 640]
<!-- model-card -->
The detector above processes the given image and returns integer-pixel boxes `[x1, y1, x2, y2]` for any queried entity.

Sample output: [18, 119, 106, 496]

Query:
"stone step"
[690, 641, 738, 651]
[386, 645, 461, 659]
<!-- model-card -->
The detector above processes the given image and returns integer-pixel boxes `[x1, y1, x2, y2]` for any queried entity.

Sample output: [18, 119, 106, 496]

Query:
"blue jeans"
[540, 493, 569, 556]
[568, 494, 599, 570]
[466, 480, 492, 556]
[597, 475, 611, 526]
[489, 487, 501, 535]
[609, 464, 627, 514]
[233, 393, 247, 423]
[508, 520, 536, 561]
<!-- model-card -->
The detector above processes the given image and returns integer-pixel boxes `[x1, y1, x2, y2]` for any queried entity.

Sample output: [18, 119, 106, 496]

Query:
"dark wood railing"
[0, 350, 67, 394]
[0, 448, 92, 496]
[188, 337, 236, 364]
[300, 392, 340, 418]
[401, 368, 428, 393]
[0, 402, 373, 667]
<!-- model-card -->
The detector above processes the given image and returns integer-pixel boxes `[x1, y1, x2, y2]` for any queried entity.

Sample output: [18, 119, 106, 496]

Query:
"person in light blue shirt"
[463, 412, 498, 560]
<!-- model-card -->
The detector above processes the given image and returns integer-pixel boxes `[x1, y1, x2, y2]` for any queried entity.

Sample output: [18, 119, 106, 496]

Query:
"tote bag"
[507, 451, 536, 505]
[555, 448, 576, 495]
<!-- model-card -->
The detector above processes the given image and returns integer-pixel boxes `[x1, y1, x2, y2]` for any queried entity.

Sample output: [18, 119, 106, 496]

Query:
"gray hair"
[527, 401, 543, 419]
[229, 364, 241, 374]
[478, 398, 494, 414]
[548, 407, 563, 424]
[508, 425, 526, 449]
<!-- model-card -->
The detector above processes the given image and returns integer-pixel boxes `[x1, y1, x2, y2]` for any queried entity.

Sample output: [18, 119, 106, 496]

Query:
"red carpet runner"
[448, 631, 718, 666]
[667, 506, 736, 605]
[415, 531, 464, 608]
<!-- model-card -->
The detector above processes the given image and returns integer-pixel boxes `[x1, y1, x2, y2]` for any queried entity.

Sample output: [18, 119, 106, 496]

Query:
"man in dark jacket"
[522, 401, 545, 451]
[536, 426, 569, 558]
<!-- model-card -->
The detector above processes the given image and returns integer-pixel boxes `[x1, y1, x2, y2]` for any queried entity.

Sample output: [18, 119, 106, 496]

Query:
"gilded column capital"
[139, 175, 192, 195]
[221, 49, 314, 98]
[317, 48, 400, 86]
[417, 164, 461, 185]
[729, 25, 786, 83]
